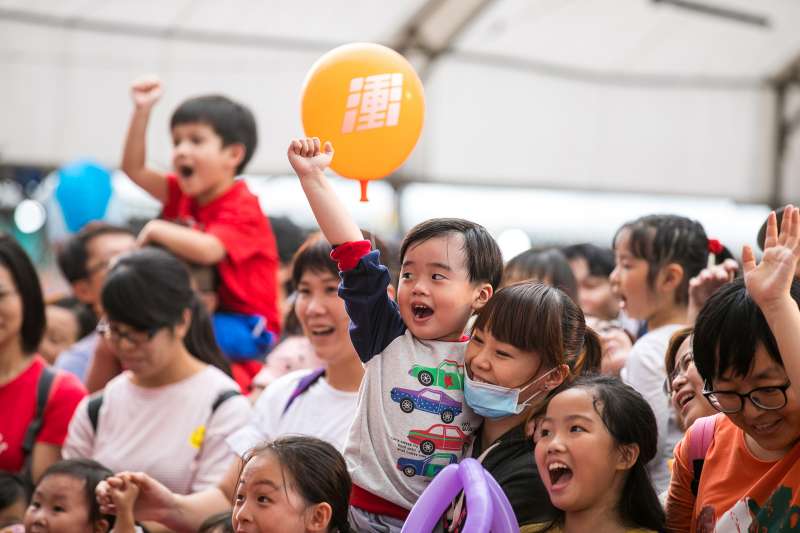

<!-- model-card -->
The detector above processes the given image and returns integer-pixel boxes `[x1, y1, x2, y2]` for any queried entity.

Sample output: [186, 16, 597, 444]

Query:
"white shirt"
[227, 368, 358, 455]
[622, 323, 684, 494]
[64, 366, 251, 494]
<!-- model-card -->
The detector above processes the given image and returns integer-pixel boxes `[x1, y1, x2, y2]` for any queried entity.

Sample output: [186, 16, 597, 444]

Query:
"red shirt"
[162, 175, 281, 334]
[0, 357, 87, 472]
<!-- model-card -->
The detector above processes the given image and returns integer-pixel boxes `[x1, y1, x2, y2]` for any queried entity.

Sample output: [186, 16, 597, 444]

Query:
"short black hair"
[171, 95, 258, 175]
[199, 511, 234, 533]
[503, 247, 578, 302]
[36, 459, 114, 528]
[562, 243, 615, 278]
[693, 277, 799, 382]
[400, 218, 503, 289]
[268, 216, 308, 267]
[57, 223, 134, 283]
[0, 472, 25, 511]
[0, 234, 45, 353]
[49, 296, 97, 340]
[614, 214, 708, 305]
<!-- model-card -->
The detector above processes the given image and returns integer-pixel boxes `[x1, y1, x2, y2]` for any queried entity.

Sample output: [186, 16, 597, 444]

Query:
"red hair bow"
[708, 238, 723, 255]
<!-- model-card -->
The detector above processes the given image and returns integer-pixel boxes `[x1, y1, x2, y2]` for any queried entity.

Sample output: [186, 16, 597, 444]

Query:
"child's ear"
[93, 518, 111, 533]
[657, 263, 684, 296]
[175, 307, 192, 338]
[72, 279, 93, 305]
[546, 364, 570, 390]
[224, 142, 246, 171]
[305, 502, 333, 532]
[471, 283, 493, 311]
[386, 284, 397, 301]
[616, 443, 640, 471]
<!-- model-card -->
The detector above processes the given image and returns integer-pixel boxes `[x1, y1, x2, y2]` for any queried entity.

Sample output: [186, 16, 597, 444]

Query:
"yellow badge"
[189, 425, 206, 449]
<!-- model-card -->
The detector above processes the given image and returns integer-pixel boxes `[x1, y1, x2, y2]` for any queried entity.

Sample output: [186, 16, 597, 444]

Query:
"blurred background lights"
[497, 228, 532, 262]
[14, 199, 47, 234]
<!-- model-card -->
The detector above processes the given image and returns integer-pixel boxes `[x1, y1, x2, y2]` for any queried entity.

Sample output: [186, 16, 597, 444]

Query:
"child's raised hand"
[131, 75, 163, 110]
[743, 205, 800, 311]
[288, 137, 334, 180]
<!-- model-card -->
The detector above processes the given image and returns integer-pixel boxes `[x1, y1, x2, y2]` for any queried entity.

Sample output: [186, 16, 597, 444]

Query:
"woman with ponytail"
[459, 281, 601, 528]
[531, 375, 664, 532]
[63, 248, 252, 494]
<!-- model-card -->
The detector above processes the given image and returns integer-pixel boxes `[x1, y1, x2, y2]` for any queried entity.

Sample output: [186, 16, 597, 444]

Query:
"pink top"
[64, 366, 251, 494]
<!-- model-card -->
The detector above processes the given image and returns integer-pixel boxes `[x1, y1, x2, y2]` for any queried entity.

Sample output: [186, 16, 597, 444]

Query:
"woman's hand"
[97, 471, 177, 523]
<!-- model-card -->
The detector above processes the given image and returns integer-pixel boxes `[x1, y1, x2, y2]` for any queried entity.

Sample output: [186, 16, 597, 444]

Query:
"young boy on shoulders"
[288, 137, 503, 531]
[121, 77, 281, 387]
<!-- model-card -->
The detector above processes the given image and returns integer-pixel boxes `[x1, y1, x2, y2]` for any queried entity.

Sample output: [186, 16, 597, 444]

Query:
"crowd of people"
[1, 77, 799, 533]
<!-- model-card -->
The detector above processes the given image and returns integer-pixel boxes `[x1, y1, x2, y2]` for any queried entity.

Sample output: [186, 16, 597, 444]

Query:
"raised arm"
[743, 205, 800, 390]
[287, 138, 362, 245]
[121, 76, 168, 203]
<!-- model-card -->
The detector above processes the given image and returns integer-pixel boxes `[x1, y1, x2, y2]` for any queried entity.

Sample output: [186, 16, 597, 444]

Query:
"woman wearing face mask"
[461, 282, 601, 527]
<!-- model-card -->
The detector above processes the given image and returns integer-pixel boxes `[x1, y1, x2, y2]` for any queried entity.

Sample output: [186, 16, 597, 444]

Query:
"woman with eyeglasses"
[665, 207, 800, 532]
[663, 327, 715, 432]
[63, 247, 252, 496]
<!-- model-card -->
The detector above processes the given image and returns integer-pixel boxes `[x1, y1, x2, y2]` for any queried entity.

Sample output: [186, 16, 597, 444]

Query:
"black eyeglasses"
[702, 382, 791, 414]
[96, 319, 159, 347]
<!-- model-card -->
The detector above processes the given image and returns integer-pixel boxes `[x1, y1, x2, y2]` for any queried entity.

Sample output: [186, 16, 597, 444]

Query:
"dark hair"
[101, 248, 231, 376]
[0, 472, 25, 511]
[170, 95, 257, 175]
[57, 223, 134, 283]
[199, 511, 234, 533]
[269, 216, 308, 266]
[36, 459, 115, 528]
[400, 218, 503, 289]
[290, 231, 395, 291]
[474, 282, 602, 376]
[693, 277, 799, 382]
[503, 248, 578, 302]
[543, 376, 664, 531]
[0, 234, 45, 353]
[241, 436, 351, 533]
[614, 214, 708, 305]
[49, 296, 97, 340]
[562, 243, 615, 278]
[664, 326, 693, 394]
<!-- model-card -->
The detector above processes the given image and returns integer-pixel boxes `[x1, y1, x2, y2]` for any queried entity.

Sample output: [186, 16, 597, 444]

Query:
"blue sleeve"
[338, 250, 406, 363]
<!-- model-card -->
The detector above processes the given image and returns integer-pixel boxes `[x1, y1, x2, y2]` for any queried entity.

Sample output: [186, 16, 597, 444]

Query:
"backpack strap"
[688, 414, 717, 496]
[211, 389, 241, 413]
[22, 366, 57, 456]
[282, 368, 326, 415]
[87, 393, 104, 433]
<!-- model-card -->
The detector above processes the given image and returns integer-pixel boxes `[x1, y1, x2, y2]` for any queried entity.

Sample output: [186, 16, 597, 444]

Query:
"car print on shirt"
[407, 424, 468, 455]
[408, 359, 464, 390]
[390, 386, 463, 423]
[397, 452, 458, 478]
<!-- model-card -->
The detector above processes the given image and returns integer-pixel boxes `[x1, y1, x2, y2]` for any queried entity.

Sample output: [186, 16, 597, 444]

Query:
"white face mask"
[464, 366, 561, 420]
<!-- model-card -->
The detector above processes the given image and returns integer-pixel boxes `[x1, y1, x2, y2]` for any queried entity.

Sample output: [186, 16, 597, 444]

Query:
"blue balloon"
[55, 159, 112, 232]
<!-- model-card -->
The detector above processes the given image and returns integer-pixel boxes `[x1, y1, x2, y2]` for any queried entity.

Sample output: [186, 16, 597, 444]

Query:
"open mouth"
[309, 326, 335, 337]
[412, 304, 434, 319]
[677, 391, 695, 408]
[178, 164, 194, 179]
[548, 462, 573, 488]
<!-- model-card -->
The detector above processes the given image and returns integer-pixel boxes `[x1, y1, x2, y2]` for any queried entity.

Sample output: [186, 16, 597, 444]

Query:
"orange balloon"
[301, 43, 425, 201]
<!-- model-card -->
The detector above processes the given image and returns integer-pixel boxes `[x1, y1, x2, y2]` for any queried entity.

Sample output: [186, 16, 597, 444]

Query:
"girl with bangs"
[458, 281, 602, 528]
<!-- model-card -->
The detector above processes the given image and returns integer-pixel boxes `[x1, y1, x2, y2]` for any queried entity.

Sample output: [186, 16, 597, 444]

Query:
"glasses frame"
[96, 319, 159, 347]
[701, 381, 791, 414]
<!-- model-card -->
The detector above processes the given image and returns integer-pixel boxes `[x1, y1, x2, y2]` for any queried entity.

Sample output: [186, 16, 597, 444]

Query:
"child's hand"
[687, 258, 739, 321]
[107, 473, 140, 514]
[131, 75, 163, 110]
[743, 205, 800, 312]
[288, 137, 334, 180]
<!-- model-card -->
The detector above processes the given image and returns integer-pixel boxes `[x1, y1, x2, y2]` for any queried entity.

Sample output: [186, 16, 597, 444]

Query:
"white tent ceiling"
[1, 0, 800, 204]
